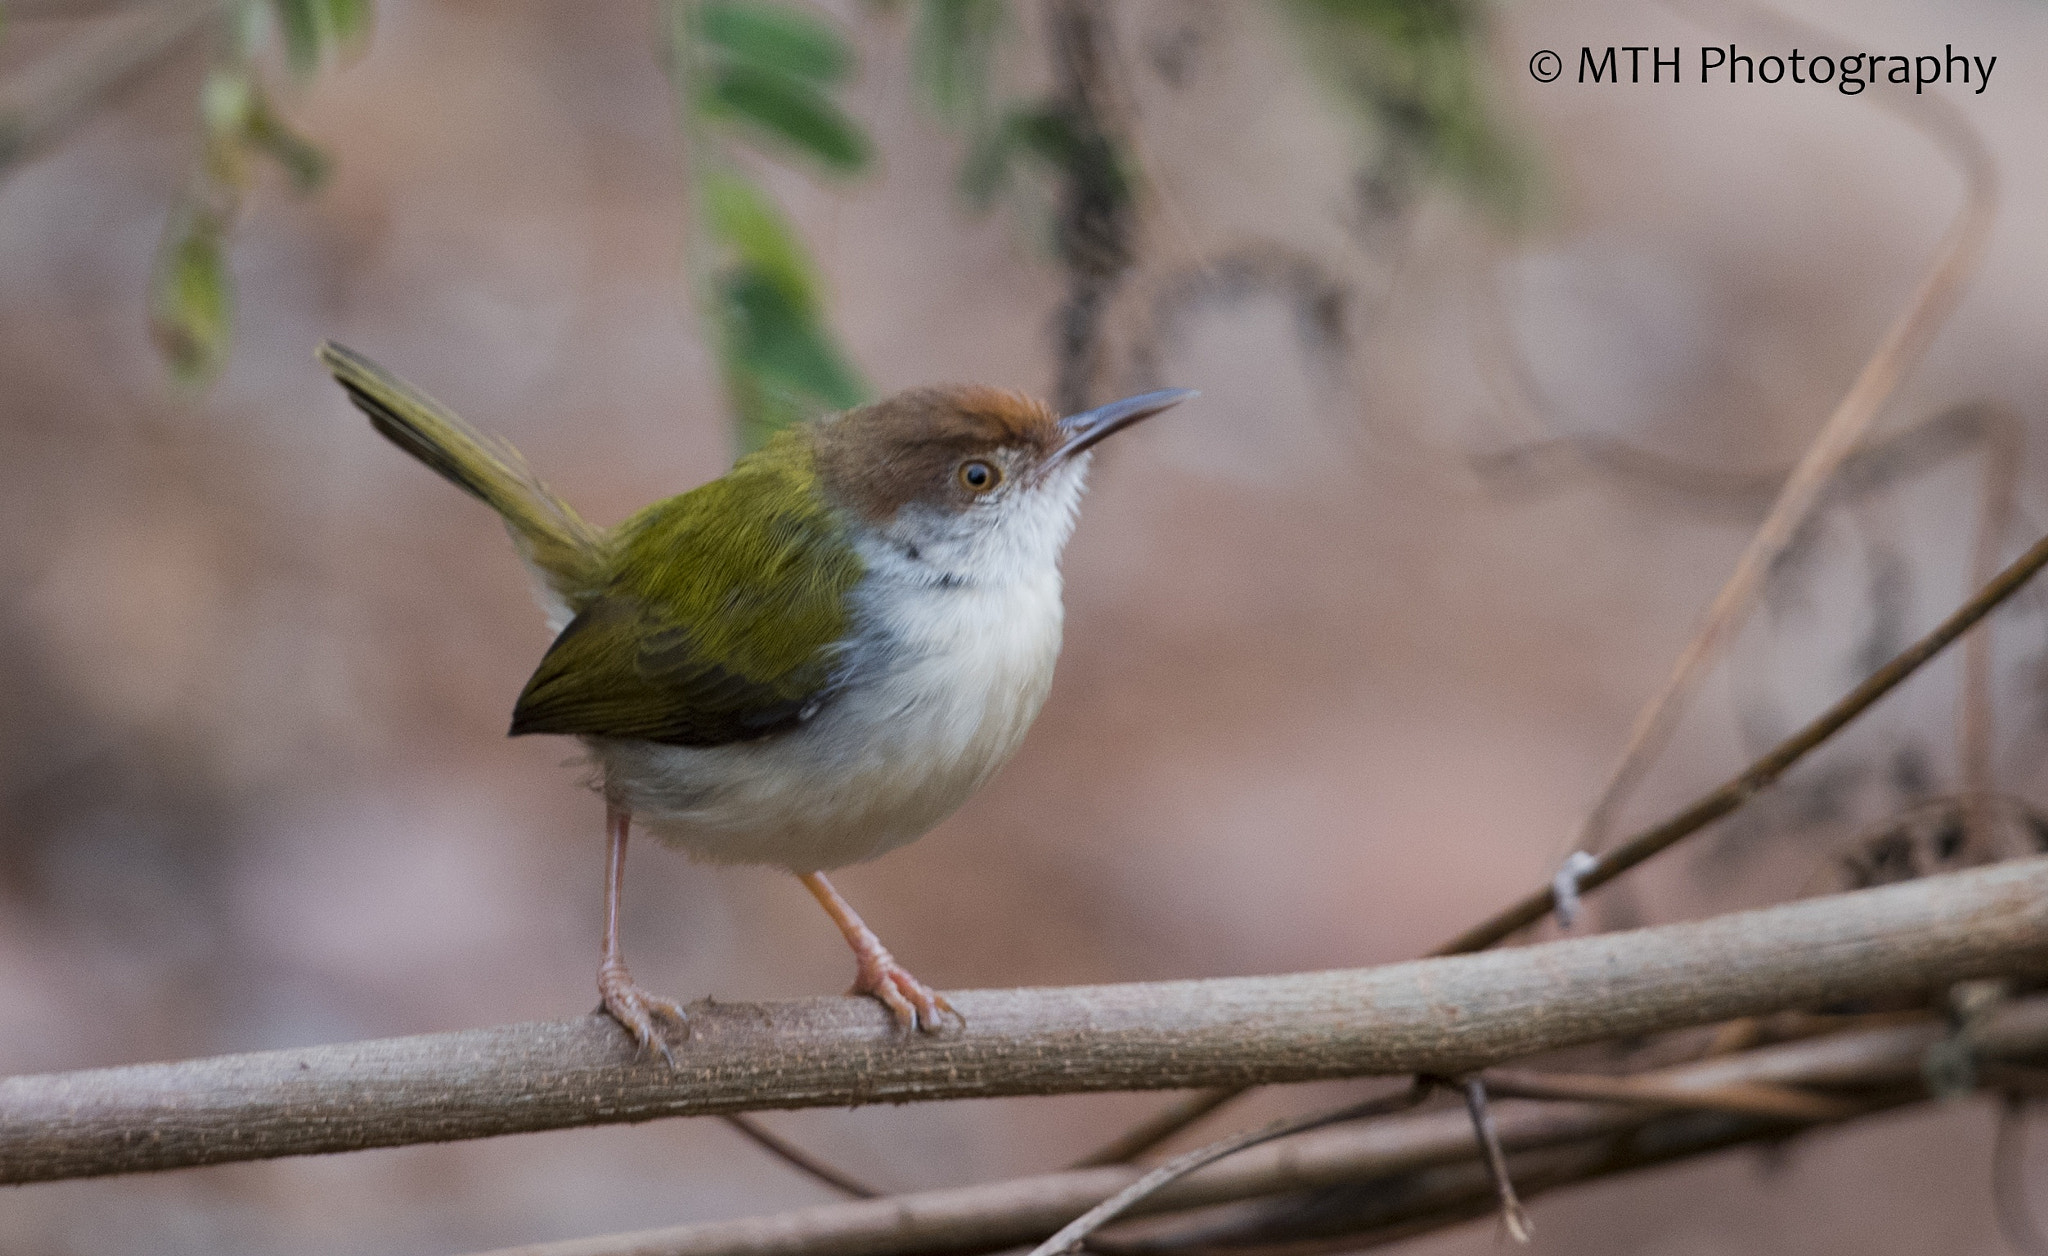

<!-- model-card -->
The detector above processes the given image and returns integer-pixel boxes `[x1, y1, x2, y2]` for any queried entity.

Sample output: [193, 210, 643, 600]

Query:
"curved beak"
[1050, 388, 1197, 465]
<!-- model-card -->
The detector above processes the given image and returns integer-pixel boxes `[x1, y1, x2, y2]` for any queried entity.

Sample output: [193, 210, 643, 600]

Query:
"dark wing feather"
[509, 597, 825, 745]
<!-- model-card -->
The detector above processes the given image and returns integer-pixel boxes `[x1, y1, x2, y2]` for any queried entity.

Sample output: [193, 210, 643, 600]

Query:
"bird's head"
[810, 385, 1194, 583]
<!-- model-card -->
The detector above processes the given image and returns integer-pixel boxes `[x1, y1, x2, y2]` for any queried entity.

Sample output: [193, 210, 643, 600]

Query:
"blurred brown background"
[3, 0, 2048, 1252]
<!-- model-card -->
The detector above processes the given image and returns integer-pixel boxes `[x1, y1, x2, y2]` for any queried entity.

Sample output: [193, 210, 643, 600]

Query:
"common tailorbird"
[318, 342, 1192, 1054]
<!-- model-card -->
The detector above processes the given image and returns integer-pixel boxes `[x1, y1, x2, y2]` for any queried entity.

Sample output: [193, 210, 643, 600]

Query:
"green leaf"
[955, 106, 1047, 206]
[957, 105, 1126, 211]
[271, 0, 323, 78]
[911, 0, 1004, 124]
[955, 124, 1014, 207]
[150, 208, 235, 382]
[701, 61, 871, 174]
[322, 0, 374, 46]
[1278, 0, 1532, 221]
[200, 69, 255, 139]
[663, 0, 871, 446]
[717, 267, 866, 447]
[1006, 106, 1082, 168]
[198, 71, 328, 192]
[270, 0, 372, 77]
[701, 0, 852, 84]
[701, 168, 817, 304]
[719, 268, 865, 407]
[247, 90, 331, 192]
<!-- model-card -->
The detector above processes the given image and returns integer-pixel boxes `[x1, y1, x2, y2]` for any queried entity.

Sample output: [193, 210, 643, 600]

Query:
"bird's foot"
[850, 946, 958, 1034]
[598, 959, 688, 1065]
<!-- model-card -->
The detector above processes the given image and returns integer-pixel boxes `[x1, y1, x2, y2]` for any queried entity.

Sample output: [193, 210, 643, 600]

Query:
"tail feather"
[317, 341, 607, 603]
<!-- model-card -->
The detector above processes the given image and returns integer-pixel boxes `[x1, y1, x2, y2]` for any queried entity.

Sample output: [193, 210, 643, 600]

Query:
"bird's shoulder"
[509, 429, 867, 746]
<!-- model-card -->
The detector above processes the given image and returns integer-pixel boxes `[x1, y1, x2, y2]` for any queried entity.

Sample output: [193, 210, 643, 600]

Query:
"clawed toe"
[599, 964, 688, 1065]
[853, 958, 959, 1034]
[801, 871, 960, 1034]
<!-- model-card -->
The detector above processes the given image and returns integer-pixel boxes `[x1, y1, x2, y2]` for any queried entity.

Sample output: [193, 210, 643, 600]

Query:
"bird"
[317, 341, 1192, 1056]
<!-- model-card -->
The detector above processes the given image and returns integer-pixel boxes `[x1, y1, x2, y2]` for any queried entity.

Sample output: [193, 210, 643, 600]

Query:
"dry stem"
[1433, 526, 2048, 956]
[1568, 0, 1999, 856]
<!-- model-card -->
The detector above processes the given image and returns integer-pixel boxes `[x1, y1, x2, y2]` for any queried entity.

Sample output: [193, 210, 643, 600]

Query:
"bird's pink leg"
[799, 872, 957, 1032]
[597, 805, 687, 1062]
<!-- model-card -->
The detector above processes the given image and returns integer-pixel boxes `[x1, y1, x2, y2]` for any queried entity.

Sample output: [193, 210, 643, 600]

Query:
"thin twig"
[1478, 1068, 1857, 1121]
[1071, 1088, 1247, 1168]
[1960, 406, 2021, 849]
[1472, 381, 2024, 525]
[1090, 1103, 1893, 1256]
[1026, 1084, 1433, 1256]
[1473, 20, 1998, 862]
[721, 1114, 881, 1200]
[1433, 527, 2048, 956]
[1568, 0, 1999, 858]
[1458, 1078, 1531, 1243]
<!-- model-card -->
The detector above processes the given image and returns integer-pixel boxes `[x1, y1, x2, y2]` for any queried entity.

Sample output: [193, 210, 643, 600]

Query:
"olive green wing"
[508, 594, 835, 745]
[507, 432, 864, 747]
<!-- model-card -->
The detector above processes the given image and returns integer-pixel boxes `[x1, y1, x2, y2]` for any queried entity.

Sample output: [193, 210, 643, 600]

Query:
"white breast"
[590, 464, 1088, 872]
[594, 569, 1061, 870]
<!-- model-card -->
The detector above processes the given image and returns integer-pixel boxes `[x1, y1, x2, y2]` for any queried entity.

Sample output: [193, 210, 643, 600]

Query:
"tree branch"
[6, 859, 2048, 1184]
[461, 997, 2048, 1256]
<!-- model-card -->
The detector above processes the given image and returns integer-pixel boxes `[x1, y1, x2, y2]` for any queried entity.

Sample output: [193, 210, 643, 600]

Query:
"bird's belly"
[593, 573, 1063, 871]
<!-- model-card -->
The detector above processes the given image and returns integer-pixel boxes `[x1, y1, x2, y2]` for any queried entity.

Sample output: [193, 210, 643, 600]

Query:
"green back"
[510, 427, 864, 746]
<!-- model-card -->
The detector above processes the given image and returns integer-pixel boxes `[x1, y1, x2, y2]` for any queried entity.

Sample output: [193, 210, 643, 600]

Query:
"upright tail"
[317, 341, 608, 604]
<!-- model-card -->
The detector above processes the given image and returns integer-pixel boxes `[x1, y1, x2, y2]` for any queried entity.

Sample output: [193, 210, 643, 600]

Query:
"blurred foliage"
[907, 0, 1528, 235]
[272, 0, 373, 80]
[34, 0, 1530, 415]
[703, 169, 866, 446]
[1278, 0, 1532, 223]
[906, 0, 1090, 222]
[667, 0, 872, 450]
[148, 201, 234, 380]
[905, 0, 1140, 392]
[909, 0, 1004, 136]
[150, 0, 369, 381]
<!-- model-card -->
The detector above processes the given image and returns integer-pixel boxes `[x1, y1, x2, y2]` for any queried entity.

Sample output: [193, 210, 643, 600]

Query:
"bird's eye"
[957, 460, 1002, 493]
